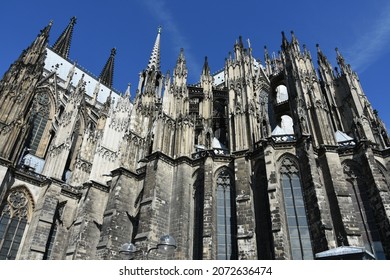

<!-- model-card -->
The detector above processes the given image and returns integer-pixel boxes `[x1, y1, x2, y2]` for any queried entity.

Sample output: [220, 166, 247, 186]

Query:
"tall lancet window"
[280, 158, 313, 259]
[28, 90, 51, 157]
[216, 169, 235, 259]
[0, 187, 34, 260]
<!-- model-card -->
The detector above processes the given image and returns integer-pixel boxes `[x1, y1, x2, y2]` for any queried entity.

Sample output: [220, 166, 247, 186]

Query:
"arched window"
[275, 85, 288, 104]
[280, 158, 313, 259]
[28, 90, 52, 157]
[216, 169, 235, 259]
[0, 187, 34, 260]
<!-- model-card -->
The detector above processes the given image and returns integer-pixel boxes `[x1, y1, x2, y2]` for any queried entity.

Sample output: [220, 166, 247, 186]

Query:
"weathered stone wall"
[234, 155, 257, 259]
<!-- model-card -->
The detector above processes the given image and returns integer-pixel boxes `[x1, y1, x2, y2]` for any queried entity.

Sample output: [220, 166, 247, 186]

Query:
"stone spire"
[99, 48, 116, 88]
[316, 43, 330, 66]
[21, 20, 53, 64]
[52, 16, 76, 58]
[146, 26, 162, 71]
[202, 56, 211, 76]
[281, 31, 289, 50]
[124, 83, 131, 98]
[335, 47, 349, 74]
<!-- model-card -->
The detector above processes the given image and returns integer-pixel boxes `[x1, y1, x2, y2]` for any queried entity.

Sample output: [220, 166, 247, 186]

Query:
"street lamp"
[119, 234, 177, 260]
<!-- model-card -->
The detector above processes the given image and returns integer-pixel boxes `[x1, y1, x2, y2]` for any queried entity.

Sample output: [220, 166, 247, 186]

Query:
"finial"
[239, 35, 244, 47]
[202, 56, 210, 75]
[281, 31, 289, 49]
[303, 44, 308, 54]
[124, 83, 131, 98]
[158, 26, 162, 34]
[111, 48, 117, 57]
[52, 16, 77, 58]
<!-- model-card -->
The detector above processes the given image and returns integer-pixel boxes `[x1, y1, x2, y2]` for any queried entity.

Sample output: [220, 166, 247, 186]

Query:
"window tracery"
[0, 187, 34, 260]
[28, 90, 52, 156]
[280, 157, 313, 259]
[216, 169, 234, 259]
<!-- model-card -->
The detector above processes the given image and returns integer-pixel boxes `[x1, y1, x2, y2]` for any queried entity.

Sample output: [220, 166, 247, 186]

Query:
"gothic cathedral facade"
[0, 18, 389, 260]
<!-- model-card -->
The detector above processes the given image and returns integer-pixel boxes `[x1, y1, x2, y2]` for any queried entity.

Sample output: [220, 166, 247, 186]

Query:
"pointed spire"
[316, 43, 329, 65]
[264, 45, 270, 61]
[21, 20, 52, 65]
[239, 35, 244, 48]
[335, 47, 345, 67]
[102, 91, 113, 114]
[281, 31, 289, 50]
[202, 56, 211, 75]
[177, 47, 185, 64]
[291, 30, 298, 45]
[335, 47, 349, 74]
[290, 31, 301, 53]
[42, 20, 53, 37]
[174, 48, 187, 78]
[146, 26, 162, 71]
[124, 83, 131, 98]
[99, 48, 116, 88]
[52, 16, 76, 58]
[34, 20, 53, 47]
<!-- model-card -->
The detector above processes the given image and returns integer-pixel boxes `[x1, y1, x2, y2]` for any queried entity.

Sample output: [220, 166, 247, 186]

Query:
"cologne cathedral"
[0, 17, 389, 260]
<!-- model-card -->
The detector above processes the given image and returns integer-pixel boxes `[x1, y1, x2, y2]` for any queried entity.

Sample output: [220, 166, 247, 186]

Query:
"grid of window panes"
[29, 112, 49, 155]
[216, 173, 232, 260]
[0, 210, 28, 260]
[0, 191, 30, 260]
[281, 173, 313, 259]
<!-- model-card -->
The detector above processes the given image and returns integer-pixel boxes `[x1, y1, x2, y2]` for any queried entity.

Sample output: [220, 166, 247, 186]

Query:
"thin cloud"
[346, 4, 390, 72]
[139, 0, 202, 83]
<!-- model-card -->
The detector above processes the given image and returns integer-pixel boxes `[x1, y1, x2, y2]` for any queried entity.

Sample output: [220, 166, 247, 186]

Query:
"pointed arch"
[26, 87, 57, 158]
[279, 154, 313, 259]
[214, 166, 237, 259]
[0, 186, 35, 260]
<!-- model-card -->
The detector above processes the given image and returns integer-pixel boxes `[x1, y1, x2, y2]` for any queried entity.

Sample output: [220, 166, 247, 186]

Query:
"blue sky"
[1, 0, 390, 127]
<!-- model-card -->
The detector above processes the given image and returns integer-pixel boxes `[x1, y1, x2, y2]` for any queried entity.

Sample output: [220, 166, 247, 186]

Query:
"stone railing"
[337, 139, 356, 148]
[271, 134, 296, 143]
[192, 148, 230, 159]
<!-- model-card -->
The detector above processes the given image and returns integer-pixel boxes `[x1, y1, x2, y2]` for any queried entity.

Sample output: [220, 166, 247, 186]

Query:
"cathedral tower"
[0, 21, 52, 163]
[0, 20, 389, 260]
